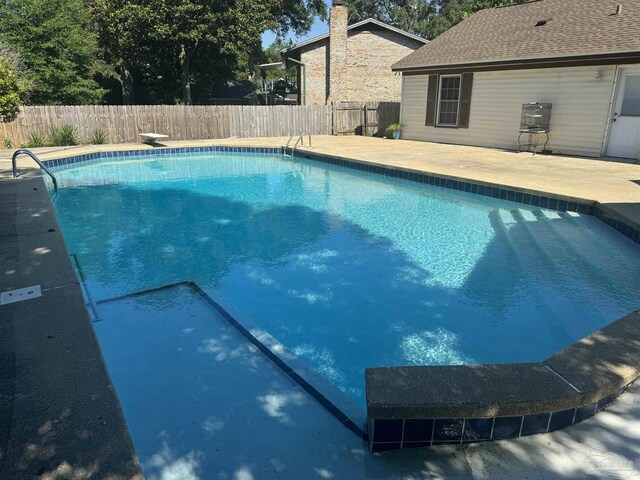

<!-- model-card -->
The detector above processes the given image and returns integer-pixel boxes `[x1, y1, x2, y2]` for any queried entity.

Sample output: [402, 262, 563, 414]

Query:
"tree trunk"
[119, 66, 135, 105]
[179, 44, 192, 105]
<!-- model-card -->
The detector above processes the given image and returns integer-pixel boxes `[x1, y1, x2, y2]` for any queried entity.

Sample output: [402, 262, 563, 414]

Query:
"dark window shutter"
[425, 74, 439, 126]
[458, 72, 474, 128]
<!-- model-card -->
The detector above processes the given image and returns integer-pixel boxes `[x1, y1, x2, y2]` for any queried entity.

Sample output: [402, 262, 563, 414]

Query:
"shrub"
[47, 124, 80, 146]
[2, 137, 13, 149]
[88, 128, 108, 145]
[0, 55, 24, 123]
[26, 131, 47, 148]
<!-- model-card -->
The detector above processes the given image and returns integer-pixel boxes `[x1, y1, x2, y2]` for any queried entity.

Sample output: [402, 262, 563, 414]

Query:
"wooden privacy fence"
[1, 102, 401, 146]
[1, 105, 333, 146]
[333, 101, 401, 136]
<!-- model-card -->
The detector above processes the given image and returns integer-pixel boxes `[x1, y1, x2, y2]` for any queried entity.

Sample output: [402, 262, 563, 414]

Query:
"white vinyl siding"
[400, 65, 618, 157]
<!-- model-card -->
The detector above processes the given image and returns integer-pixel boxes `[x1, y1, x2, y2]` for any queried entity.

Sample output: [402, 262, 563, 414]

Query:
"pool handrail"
[284, 130, 312, 157]
[12, 149, 58, 191]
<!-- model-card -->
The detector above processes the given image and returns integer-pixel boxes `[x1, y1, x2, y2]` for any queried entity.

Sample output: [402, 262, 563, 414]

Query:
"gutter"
[392, 51, 640, 74]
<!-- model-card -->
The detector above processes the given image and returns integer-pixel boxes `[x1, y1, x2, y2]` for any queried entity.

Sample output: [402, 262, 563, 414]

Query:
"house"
[210, 80, 258, 105]
[392, 0, 640, 159]
[283, 1, 427, 105]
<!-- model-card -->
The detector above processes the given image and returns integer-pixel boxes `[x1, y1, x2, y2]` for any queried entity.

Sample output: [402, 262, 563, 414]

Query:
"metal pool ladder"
[12, 149, 58, 191]
[284, 130, 312, 157]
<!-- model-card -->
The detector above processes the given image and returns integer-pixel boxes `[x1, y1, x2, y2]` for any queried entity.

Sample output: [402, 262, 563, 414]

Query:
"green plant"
[26, 131, 46, 148]
[385, 123, 404, 139]
[47, 124, 80, 146]
[2, 137, 13, 149]
[0, 55, 24, 122]
[88, 128, 108, 144]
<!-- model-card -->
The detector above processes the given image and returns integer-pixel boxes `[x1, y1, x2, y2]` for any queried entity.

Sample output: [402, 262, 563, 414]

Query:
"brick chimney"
[328, 0, 348, 103]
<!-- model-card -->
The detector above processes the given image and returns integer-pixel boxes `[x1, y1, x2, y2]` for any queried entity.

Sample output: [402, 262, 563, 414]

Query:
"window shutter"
[425, 74, 439, 126]
[458, 72, 474, 129]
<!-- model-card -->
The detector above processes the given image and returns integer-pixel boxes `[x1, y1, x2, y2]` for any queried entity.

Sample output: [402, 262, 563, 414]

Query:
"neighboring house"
[393, 0, 640, 159]
[210, 80, 258, 105]
[283, 1, 427, 105]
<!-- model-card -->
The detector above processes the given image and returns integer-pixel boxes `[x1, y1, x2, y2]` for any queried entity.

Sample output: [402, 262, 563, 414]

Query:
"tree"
[150, 0, 327, 104]
[0, 0, 105, 105]
[341, 0, 523, 40]
[89, 0, 327, 105]
[90, 0, 157, 104]
[0, 50, 26, 122]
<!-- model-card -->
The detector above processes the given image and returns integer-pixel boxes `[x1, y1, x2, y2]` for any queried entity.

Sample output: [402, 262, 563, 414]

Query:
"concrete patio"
[1, 136, 639, 479]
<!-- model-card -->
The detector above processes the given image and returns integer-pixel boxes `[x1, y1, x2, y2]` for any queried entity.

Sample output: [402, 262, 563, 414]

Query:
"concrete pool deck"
[1, 136, 639, 479]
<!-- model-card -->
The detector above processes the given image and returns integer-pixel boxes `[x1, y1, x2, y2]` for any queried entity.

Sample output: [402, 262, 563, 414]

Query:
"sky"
[261, 16, 329, 48]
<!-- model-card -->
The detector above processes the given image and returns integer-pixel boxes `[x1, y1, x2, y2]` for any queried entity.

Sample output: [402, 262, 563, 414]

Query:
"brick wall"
[300, 27, 424, 105]
[345, 29, 423, 102]
[301, 43, 329, 106]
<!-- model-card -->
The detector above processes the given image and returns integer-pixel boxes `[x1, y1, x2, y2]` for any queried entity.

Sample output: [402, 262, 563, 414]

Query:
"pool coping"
[365, 310, 640, 452]
[0, 173, 143, 478]
[4, 143, 639, 463]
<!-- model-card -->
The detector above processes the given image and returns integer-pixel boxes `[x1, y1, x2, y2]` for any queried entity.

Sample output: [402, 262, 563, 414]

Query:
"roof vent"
[615, 4, 622, 15]
[534, 19, 548, 27]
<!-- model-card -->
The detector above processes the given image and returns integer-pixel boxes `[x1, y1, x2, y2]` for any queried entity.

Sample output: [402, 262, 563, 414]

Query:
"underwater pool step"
[69, 254, 100, 321]
[93, 280, 368, 440]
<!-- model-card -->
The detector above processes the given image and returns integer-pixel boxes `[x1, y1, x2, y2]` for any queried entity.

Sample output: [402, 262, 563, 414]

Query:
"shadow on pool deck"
[0, 174, 143, 479]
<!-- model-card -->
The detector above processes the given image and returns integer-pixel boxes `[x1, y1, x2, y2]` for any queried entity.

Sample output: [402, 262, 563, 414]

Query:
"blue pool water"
[51, 152, 640, 408]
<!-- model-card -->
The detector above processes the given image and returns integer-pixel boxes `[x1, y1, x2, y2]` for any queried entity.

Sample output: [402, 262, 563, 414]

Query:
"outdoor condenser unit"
[518, 102, 552, 152]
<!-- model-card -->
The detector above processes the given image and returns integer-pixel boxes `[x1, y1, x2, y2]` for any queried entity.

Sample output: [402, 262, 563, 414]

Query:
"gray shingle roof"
[393, 0, 640, 71]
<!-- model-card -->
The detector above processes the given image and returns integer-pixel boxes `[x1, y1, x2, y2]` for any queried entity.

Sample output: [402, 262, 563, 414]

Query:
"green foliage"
[88, 128, 108, 144]
[0, 0, 105, 104]
[2, 138, 13, 149]
[343, 0, 524, 40]
[90, 0, 327, 104]
[386, 123, 404, 134]
[47, 125, 80, 146]
[26, 131, 47, 148]
[0, 54, 25, 122]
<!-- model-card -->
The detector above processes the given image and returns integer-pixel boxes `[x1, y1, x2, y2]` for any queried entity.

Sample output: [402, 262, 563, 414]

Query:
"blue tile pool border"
[292, 149, 640, 246]
[368, 386, 628, 453]
[366, 308, 640, 454]
[41, 145, 640, 245]
[42, 146, 282, 170]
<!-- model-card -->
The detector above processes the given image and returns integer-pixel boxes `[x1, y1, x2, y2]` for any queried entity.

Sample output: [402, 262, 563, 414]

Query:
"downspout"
[287, 57, 306, 105]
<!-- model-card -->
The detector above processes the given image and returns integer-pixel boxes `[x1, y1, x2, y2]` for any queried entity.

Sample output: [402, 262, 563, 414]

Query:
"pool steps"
[71, 269, 369, 441]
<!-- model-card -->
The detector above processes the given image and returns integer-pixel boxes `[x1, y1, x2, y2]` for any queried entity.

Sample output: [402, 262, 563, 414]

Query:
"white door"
[607, 68, 640, 159]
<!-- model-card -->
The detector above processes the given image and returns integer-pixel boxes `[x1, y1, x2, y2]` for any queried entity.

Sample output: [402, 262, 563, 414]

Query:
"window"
[426, 72, 473, 129]
[436, 75, 462, 127]
[621, 75, 640, 117]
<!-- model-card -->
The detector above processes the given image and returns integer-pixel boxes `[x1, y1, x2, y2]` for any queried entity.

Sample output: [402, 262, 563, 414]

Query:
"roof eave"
[392, 51, 640, 73]
[284, 18, 427, 53]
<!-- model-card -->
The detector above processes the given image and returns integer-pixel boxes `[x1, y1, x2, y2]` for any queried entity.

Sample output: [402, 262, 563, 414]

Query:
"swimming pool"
[50, 149, 640, 415]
